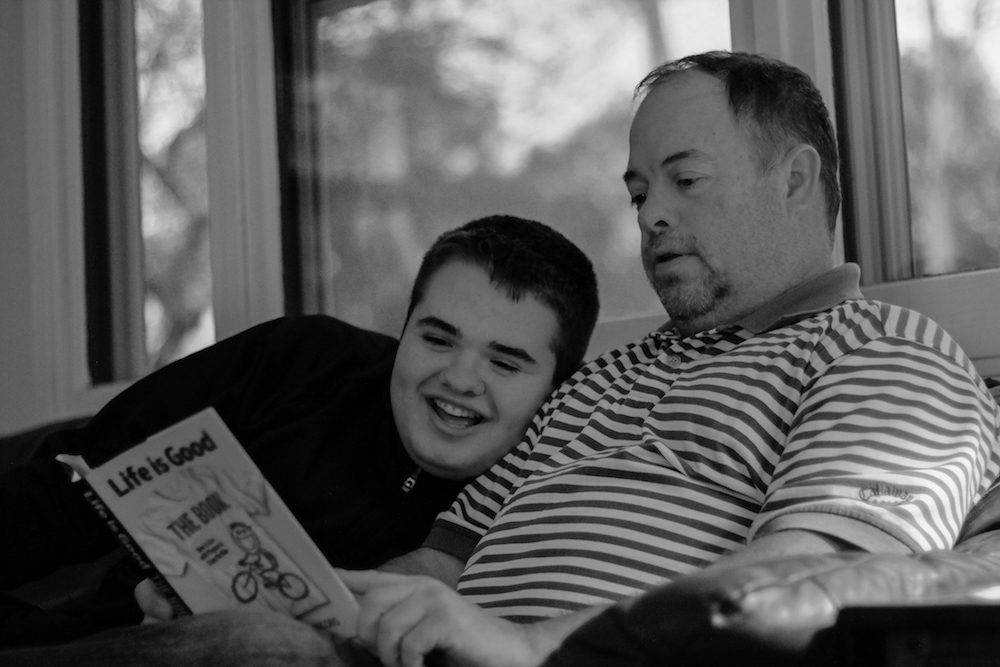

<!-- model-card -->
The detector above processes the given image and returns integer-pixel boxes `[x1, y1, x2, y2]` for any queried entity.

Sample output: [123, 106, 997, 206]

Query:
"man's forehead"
[633, 72, 729, 128]
[627, 73, 747, 165]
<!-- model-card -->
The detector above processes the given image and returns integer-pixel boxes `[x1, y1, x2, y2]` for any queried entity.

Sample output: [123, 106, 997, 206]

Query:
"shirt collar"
[735, 263, 863, 334]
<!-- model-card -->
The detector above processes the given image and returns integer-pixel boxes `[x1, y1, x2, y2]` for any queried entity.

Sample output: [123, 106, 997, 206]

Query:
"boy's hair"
[636, 51, 841, 236]
[406, 215, 599, 385]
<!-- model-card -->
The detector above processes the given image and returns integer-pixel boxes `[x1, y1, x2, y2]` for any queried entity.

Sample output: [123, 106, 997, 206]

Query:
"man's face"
[624, 71, 799, 335]
[390, 260, 559, 480]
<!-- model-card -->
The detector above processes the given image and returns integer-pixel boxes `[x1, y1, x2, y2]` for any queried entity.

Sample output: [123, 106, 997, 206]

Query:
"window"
[8, 0, 281, 430]
[81, 0, 214, 383]
[275, 0, 731, 345]
[832, 0, 1000, 375]
[896, 0, 1000, 277]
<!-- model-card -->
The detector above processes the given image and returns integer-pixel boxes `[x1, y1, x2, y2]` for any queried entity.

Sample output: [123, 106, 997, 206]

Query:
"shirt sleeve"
[752, 312, 1000, 552]
[425, 370, 581, 555]
[426, 436, 537, 552]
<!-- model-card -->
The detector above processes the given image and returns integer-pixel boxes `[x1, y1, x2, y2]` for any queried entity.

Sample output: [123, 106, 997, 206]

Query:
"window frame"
[79, 0, 147, 383]
[829, 0, 1000, 376]
[17, 0, 284, 426]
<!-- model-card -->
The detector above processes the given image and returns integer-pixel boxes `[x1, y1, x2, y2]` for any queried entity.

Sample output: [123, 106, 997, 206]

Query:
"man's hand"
[134, 578, 176, 624]
[340, 570, 551, 667]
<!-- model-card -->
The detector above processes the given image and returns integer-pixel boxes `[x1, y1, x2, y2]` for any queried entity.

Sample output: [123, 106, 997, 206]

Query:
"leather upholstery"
[545, 490, 1000, 667]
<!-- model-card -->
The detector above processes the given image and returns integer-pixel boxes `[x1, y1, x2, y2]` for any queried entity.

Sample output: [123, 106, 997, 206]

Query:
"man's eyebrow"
[622, 149, 701, 183]
[416, 316, 538, 365]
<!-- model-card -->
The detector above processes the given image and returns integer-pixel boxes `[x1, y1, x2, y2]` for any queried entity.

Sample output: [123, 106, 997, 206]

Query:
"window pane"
[135, 0, 214, 367]
[289, 0, 730, 336]
[896, 0, 1000, 277]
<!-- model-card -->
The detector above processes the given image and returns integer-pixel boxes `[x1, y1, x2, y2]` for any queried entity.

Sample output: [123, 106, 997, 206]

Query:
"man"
[335, 51, 1000, 667]
[0, 214, 600, 650]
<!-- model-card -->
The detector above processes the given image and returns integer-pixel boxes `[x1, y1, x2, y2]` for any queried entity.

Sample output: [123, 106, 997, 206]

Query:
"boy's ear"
[780, 143, 822, 214]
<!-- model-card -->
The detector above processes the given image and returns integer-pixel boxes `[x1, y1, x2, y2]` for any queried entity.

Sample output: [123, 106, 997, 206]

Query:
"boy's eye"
[676, 175, 704, 189]
[421, 334, 450, 347]
[629, 193, 646, 208]
[491, 359, 520, 374]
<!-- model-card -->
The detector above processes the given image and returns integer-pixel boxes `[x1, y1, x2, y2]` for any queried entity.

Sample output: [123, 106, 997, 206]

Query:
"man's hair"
[636, 51, 841, 235]
[406, 215, 600, 385]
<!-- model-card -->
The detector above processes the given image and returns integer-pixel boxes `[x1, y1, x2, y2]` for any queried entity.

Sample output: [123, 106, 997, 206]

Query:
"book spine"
[79, 481, 192, 619]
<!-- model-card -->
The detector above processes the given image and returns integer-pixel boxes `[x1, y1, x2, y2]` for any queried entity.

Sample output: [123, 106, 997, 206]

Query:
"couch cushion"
[544, 545, 1000, 667]
[0, 417, 91, 477]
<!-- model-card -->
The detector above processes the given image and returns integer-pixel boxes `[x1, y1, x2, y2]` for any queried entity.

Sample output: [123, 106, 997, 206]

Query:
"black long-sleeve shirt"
[0, 315, 466, 646]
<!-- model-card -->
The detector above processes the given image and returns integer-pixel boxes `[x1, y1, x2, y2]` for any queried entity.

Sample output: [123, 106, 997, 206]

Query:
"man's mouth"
[429, 398, 485, 429]
[654, 251, 692, 268]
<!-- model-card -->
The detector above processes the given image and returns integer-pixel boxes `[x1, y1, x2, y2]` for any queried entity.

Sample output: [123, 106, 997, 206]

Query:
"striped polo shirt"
[425, 263, 1000, 622]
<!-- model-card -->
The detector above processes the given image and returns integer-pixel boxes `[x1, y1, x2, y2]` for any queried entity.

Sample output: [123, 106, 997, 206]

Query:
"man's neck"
[670, 259, 842, 338]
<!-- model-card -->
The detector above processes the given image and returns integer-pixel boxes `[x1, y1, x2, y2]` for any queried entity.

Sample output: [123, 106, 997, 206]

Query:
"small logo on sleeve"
[859, 483, 913, 506]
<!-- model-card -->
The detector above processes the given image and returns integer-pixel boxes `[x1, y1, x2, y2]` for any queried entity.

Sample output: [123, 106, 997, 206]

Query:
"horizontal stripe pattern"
[439, 300, 1000, 621]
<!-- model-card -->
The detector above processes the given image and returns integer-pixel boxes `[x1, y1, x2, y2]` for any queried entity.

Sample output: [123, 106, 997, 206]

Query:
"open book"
[63, 407, 359, 637]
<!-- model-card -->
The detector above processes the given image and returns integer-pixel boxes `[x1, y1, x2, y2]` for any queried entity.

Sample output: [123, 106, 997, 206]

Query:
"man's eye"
[676, 176, 703, 189]
[629, 193, 646, 209]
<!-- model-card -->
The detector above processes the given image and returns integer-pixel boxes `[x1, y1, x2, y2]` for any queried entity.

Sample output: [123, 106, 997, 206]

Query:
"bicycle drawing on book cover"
[229, 522, 309, 603]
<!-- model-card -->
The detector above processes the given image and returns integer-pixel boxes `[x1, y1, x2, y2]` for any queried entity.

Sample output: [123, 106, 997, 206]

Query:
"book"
[63, 407, 359, 637]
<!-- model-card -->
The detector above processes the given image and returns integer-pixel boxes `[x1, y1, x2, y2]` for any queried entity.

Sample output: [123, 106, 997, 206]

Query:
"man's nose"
[440, 354, 485, 395]
[637, 189, 677, 233]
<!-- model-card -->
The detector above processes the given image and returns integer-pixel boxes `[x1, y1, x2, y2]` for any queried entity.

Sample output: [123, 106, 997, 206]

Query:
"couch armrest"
[544, 537, 1000, 667]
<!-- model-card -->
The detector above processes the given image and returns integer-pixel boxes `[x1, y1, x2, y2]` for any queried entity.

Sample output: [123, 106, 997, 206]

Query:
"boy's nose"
[440, 355, 485, 395]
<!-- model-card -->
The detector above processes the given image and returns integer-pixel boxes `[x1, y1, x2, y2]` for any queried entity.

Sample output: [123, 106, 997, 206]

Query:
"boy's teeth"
[435, 400, 478, 419]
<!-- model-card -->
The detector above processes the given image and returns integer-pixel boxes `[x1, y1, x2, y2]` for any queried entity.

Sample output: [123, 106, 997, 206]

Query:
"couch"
[4, 381, 1000, 665]
[544, 517, 1000, 666]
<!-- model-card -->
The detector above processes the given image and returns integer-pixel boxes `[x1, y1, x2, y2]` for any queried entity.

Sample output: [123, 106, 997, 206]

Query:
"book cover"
[75, 407, 359, 637]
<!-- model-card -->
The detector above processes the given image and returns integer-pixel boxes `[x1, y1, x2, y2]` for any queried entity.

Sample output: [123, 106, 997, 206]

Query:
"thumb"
[134, 578, 176, 623]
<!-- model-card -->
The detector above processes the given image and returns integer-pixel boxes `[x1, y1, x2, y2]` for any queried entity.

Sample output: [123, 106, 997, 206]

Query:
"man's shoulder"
[817, 298, 956, 351]
[789, 299, 992, 391]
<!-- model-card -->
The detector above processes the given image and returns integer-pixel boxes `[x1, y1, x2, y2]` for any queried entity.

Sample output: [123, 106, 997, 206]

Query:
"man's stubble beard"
[645, 257, 730, 328]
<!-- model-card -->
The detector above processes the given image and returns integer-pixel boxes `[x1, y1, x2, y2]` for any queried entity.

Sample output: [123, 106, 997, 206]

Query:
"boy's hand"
[134, 578, 176, 624]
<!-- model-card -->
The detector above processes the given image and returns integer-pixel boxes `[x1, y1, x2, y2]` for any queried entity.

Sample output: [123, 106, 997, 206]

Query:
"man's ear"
[779, 143, 822, 215]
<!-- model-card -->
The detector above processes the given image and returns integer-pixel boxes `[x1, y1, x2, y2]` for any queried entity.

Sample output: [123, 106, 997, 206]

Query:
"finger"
[337, 568, 412, 595]
[134, 578, 175, 623]
[374, 593, 437, 667]
[354, 578, 423, 646]
[397, 617, 443, 667]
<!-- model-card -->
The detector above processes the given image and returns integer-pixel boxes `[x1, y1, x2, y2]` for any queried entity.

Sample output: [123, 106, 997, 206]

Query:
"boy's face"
[390, 260, 559, 480]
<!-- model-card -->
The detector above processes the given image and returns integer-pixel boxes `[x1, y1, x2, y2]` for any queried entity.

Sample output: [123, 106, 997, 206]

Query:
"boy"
[0, 214, 599, 649]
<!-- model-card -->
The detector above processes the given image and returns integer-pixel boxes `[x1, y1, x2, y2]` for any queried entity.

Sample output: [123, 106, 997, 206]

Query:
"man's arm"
[340, 570, 608, 667]
[342, 530, 851, 667]
[378, 547, 465, 588]
[704, 529, 848, 571]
